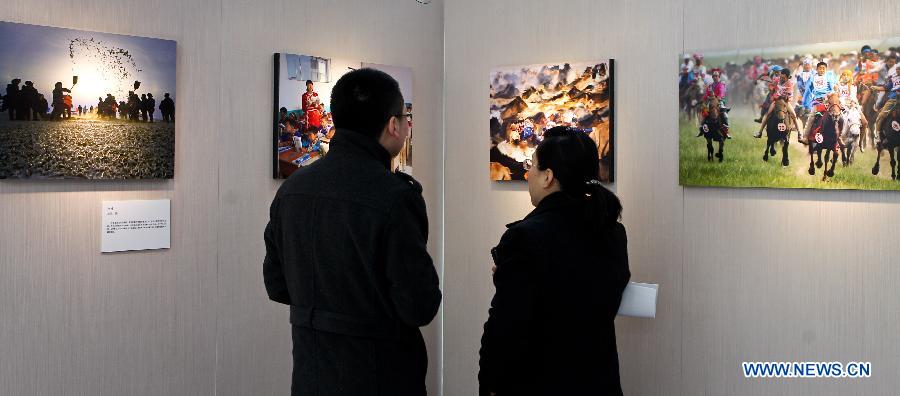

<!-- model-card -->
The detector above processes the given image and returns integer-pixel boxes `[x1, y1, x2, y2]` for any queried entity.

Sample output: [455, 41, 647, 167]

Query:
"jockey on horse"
[854, 46, 884, 149]
[872, 57, 900, 147]
[754, 65, 782, 123]
[836, 70, 858, 109]
[698, 96, 728, 162]
[800, 61, 838, 144]
[794, 57, 815, 120]
[841, 99, 868, 165]
[807, 93, 844, 181]
[696, 68, 731, 139]
[756, 68, 803, 139]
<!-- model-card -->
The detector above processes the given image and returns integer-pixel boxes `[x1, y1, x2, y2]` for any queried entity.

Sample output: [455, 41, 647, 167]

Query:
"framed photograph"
[679, 38, 900, 190]
[273, 53, 413, 179]
[489, 60, 614, 182]
[0, 21, 177, 179]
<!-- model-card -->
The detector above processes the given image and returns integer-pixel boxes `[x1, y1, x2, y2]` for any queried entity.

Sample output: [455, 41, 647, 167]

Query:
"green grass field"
[679, 107, 900, 190]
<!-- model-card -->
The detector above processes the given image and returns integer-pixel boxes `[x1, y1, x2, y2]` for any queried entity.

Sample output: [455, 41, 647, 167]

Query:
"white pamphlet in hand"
[617, 282, 658, 318]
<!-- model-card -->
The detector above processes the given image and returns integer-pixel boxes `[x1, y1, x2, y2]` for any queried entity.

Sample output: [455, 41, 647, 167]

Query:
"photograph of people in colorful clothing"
[273, 53, 413, 179]
[489, 60, 614, 182]
[679, 37, 900, 190]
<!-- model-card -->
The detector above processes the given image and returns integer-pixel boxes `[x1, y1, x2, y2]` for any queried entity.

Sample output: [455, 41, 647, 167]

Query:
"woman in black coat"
[479, 126, 631, 395]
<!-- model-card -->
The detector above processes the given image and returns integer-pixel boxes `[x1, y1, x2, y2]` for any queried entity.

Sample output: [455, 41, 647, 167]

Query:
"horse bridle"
[827, 102, 842, 116]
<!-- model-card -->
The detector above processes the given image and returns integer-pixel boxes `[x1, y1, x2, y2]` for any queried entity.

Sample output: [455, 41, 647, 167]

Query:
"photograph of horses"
[273, 53, 413, 179]
[679, 37, 900, 190]
[489, 60, 614, 182]
[0, 21, 176, 179]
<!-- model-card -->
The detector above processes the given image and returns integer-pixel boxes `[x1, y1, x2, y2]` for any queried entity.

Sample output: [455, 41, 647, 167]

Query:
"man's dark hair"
[816, 61, 828, 69]
[330, 68, 404, 138]
[306, 80, 313, 85]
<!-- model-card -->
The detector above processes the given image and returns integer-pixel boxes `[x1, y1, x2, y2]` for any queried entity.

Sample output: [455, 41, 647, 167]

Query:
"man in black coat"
[264, 68, 441, 396]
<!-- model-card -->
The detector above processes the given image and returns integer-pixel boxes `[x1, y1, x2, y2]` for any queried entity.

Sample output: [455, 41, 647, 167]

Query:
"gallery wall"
[0, 0, 220, 394]
[0, 0, 444, 395]
[4, 0, 900, 395]
[215, 0, 444, 395]
[444, 0, 900, 395]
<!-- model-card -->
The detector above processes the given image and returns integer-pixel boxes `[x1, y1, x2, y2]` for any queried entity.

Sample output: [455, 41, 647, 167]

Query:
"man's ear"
[542, 168, 555, 189]
[387, 116, 400, 138]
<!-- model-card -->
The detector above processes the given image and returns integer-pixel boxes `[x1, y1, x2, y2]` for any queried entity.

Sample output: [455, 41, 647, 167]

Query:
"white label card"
[101, 200, 171, 253]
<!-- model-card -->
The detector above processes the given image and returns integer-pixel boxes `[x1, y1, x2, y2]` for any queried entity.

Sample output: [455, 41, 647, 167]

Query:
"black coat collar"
[329, 129, 392, 170]
[506, 191, 580, 228]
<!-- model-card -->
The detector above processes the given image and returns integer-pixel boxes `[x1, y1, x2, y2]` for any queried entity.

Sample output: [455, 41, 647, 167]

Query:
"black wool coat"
[479, 192, 630, 396]
[264, 129, 442, 396]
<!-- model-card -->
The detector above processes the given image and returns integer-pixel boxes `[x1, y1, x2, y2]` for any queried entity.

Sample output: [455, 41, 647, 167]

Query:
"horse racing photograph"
[0, 21, 176, 180]
[679, 37, 900, 190]
[490, 60, 614, 182]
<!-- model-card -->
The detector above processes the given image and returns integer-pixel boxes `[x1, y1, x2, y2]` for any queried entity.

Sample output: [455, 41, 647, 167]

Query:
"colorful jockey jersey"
[679, 69, 691, 87]
[802, 71, 837, 109]
[854, 59, 882, 85]
[772, 80, 795, 102]
[835, 81, 857, 107]
[302, 91, 322, 129]
[886, 64, 900, 100]
[702, 81, 726, 102]
[748, 63, 768, 80]
[795, 69, 814, 97]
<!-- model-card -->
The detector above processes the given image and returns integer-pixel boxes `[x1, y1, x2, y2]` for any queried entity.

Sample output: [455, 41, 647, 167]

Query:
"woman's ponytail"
[584, 180, 622, 227]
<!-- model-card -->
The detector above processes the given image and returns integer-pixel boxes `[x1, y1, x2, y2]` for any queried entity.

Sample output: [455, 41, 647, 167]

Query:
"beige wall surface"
[0, 0, 444, 395]
[444, 0, 900, 395]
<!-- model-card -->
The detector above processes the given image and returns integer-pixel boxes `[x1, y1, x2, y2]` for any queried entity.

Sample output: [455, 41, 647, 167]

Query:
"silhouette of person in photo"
[51, 82, 71, 120]
[146, 93, 156, 123]
[20, 81, 39, 121]
[5, 79, 21, 120]
[140, 94, 148, 122]
[160, 93, 174, 123]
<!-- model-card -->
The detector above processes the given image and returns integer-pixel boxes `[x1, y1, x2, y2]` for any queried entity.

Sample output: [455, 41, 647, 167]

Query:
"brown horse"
[763, 99, 791, 167]
[699, 99, 726, 162]
[680, 79, 704, 121]
[857, 82, 879, 151]
[872, 105, 900, 180]
[807, 95, 843, 182]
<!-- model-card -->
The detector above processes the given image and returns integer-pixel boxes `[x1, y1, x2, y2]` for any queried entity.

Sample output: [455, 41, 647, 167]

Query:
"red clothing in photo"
[302, 91, 322, 129]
